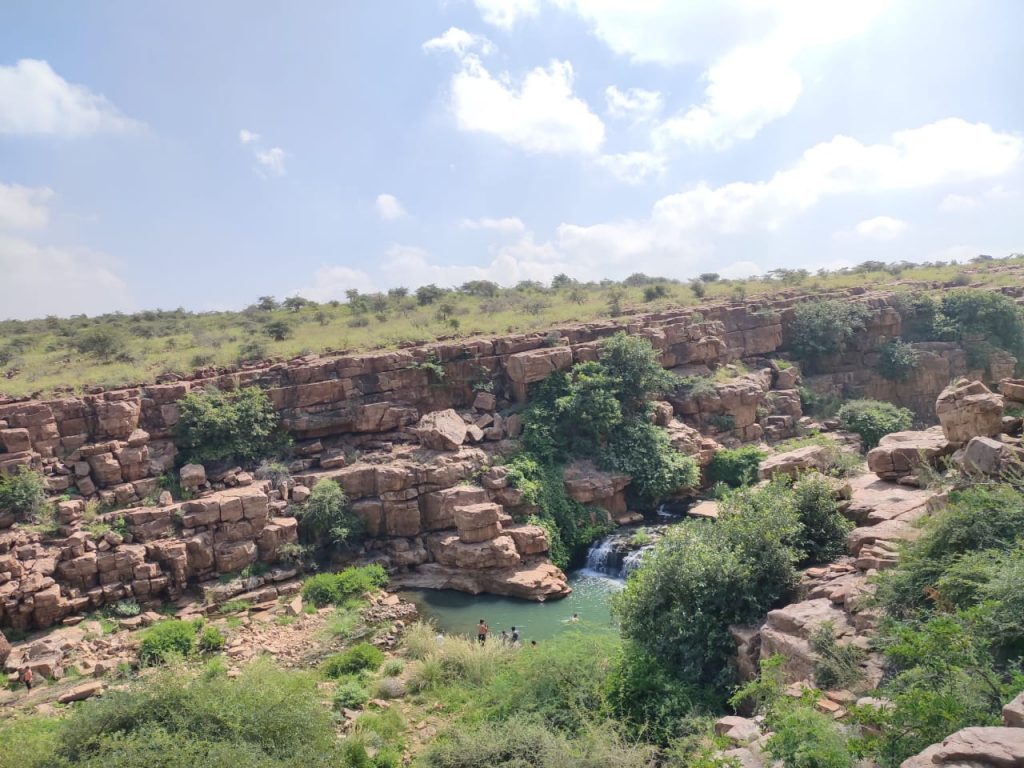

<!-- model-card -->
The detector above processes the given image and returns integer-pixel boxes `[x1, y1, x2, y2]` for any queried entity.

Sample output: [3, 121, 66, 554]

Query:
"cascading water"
[583, 531, 654, 579]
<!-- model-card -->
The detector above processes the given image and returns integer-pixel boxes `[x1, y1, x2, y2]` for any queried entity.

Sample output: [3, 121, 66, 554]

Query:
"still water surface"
[399, 569, 622, 644]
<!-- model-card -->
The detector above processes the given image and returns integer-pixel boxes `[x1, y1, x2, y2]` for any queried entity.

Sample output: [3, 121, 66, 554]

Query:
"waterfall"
[583, 533, 653, 580]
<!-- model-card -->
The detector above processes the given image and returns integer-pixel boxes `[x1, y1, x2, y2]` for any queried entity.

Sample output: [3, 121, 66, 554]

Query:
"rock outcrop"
[866, 427, 953, 483]
[936, 379, 1004, 444]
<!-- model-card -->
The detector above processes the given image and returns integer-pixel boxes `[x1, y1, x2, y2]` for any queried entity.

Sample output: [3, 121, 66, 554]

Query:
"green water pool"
[399, 570, 622, 643]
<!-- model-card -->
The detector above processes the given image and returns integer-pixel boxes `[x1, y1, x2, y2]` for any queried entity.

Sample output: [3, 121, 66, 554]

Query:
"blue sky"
[1, 0, 1023, 319]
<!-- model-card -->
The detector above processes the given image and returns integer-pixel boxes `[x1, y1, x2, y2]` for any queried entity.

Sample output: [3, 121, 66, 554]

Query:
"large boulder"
[1000, 378, 1024, 403]
[0, 629, 10, 667]
[954, 436, 1013, 476]
[759, 444, 831, 481]
[866, 427, 953, 482]
[900, 727, 1024, 768]
[180, 463, 207, 491]
[415, 409, 467, 451]
[936, 379, 1004, 444]
[562, 460, 630, 514]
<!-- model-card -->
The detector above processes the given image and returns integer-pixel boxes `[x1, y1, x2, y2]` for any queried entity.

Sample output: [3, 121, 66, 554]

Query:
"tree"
[264, 319, 292, 341]
[387, 286, 409, 299]
[416, 284, 446, 305]
[281, 296, 311, 312]
[699, 272, 720, 283]
[551, 273, 576, 290]
[255, 295, 278, 311]
[690, 280, 706, 298]
[459, 280, 499, 297]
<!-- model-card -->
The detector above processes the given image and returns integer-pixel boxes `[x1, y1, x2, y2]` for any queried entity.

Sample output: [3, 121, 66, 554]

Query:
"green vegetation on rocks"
[837, 399, 914, 450]
[174, 385, 290, 465]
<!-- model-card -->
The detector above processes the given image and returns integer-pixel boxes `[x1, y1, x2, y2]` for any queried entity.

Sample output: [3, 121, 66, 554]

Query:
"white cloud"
[0, 59, 141, 137]
[855, 215, 908, 240]
[460, 216, 526, 234]
[939, 193, 979, 212]
[0, 235, 134, 319]
[296, 265, 376, 302]
[423, 27, 494, 56]
[560, 0, 892, 149]
[447, 56, 605, 154]
[473, 0, 540, 28]
[376, 193, 407, 220]
[255, 147, 286, 176]
[605, 86, 663, 122]
[0, 183, 53, 230]
[554, 118, 1022, 269]
[238, 130, 287, 177]
[597, 151, 666, 184]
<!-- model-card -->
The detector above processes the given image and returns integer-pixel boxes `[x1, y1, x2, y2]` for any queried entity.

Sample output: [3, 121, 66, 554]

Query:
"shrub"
[614, 483, 801, 685]
[236, 337, 267, 363]
[298, 478, 362, 549]
[707, 446, 764, 488]
[109, 599, 141, 618]
[264, 319, 292, 341]
[323, 643, 385, 677]
[792, 473, 854, 565]
[767, 705, 854, 768]
[0, 466, 46, 521]
[603, 644, 719, 746]
[197, 625, 226, 652]
[643, 284, 668, 301]
[418, 717, 653, 768]
[690, 279, 706, 298]
[333, 680, 369, 710]
[809, 623, 863, 690]
[382, 659, 403, 676]
[876, 340, 919, 381]
[46, 659, 341, 767]
[73, 326, 128, 360]
[301, 564, 388, 607]
[139, 619, 196, 664]
[789, 300, 873, 368]
[174, 386, 288, 465]
[837, 399, 913, 450]
[602, 421, 699, 503]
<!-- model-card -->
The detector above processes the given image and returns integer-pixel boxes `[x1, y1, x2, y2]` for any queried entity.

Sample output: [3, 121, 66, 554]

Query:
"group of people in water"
[473, 612, 579, 648]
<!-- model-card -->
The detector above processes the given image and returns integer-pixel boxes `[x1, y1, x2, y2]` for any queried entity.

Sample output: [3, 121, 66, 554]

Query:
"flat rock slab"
[845, 474, 935, 525]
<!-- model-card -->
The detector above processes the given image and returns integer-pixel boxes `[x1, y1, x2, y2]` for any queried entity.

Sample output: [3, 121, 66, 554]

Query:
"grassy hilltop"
[1, 255, 1022, 399]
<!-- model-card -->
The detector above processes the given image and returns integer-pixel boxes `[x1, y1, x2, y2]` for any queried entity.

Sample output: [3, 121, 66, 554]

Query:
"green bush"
[602, 421, 699, 502]
[792, 473, 853, 565]
[32, 659, 343, 768]
[878, 484, 1024, 616]
[789, 300, 873, 368]
[109, 599, 141, 618]
[138, 619, 197, 665]
[837, 399, 913, 450]
[298, 479, 363, 549]
[767, 705, 854, 768]
[706, 446, 764, 488]
[876, 340, 919, 381]
[174, 386, 289, 465]
[323, 643, 385, 677]
[603, 644, 719, 746]
[198, 625, 226, 653]
[809, 623, 863, 690]
[613, 482, 801, 686]
[333, 680, 370, 710]
[301, 564, 389, 607]
[0, 466, 46, 521]
[418, 716, 653, 768]
[73, 326, 128, 360]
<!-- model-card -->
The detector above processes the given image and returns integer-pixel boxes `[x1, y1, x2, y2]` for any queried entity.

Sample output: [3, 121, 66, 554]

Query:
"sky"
[1, 0, 1023, 320]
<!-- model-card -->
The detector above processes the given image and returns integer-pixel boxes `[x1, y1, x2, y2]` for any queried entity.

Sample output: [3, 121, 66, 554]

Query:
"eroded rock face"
[759, 445, 831, 481]
[563, 460, 630, 515]
[415, 409, 467, 451]
[936, 379, 1004, 444]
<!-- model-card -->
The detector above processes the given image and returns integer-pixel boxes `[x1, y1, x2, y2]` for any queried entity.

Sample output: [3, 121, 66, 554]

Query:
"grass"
[2, 256, 1021, 398]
